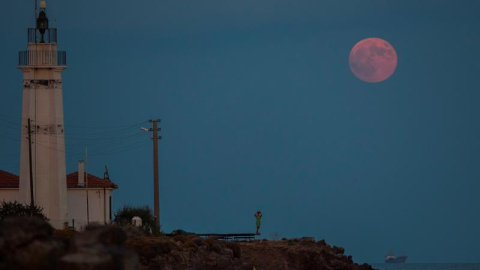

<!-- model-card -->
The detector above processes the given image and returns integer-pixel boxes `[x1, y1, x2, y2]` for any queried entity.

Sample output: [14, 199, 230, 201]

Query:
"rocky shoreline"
[0, 217, 374, 270]
[128, 235, 374, 270]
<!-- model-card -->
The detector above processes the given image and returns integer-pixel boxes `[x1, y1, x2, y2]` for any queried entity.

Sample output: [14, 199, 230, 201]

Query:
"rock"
[0, 216, 53, 247]
[0, 216, 65, 270]
[192, 237, 204, 246]
[122, 224, 147, 239]
[59, 225, 139, 270]
[316, 239, 327, 247]
[225, 242, 241, 258]
[237, 261, 254, 270]
[209, 242, 223, 254]
[60, 253, 113, 270]
[155, 240, 177, 254]
[333, 245, 345, 255]
[126, 235, 374, 270]
[222, 248, 234, 258]
[84, 224, 127, 246]
[217, 254, 233, 268]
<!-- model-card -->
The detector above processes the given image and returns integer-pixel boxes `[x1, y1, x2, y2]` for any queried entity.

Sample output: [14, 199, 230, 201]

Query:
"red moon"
[349, 38, 397, 83]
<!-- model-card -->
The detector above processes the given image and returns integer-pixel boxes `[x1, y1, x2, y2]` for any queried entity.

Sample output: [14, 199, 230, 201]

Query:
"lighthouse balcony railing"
[27, 28, 57, 44]
[18, 50, 67, 67]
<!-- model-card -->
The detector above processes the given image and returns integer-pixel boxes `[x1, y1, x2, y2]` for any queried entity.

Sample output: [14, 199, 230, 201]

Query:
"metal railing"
[19, 50, 67, 67]
[28, 28, 58, 44]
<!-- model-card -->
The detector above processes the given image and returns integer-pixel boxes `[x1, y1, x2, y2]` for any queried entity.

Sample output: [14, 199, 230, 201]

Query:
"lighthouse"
[18, 0, 68, 229]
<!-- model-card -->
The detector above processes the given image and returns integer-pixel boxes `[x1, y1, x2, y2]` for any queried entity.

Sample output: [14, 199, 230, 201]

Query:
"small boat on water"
[385, 252, 407, 263]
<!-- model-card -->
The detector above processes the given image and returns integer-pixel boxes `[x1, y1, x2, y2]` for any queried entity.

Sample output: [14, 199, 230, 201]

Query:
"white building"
[0, 1, 118, 229]
[0, 164, 118, 229]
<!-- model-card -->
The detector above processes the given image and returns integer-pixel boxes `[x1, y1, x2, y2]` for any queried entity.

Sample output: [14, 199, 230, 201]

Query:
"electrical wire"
[0, 119, 155, 170]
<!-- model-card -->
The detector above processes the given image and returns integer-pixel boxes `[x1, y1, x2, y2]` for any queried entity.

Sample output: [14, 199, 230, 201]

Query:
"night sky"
[1, 0, 480, 264]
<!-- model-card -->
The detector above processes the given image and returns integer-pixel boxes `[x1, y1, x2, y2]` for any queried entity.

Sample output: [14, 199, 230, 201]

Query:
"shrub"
[173, 234, 188, 243]
[122, 223, 147, 238]
[171, 229, 190, 236]
[182, 239, 198, 250]
[0, 200, 48, 222]
[115, 205, 158, 235]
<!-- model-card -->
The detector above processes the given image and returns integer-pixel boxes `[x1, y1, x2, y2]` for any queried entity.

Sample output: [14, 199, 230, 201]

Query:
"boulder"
[0, 216, 65, 270]
[59, 225, 138, 270]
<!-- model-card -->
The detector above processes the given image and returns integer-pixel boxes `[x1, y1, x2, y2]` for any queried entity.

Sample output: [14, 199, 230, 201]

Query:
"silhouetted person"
[254, 211, 263, 235]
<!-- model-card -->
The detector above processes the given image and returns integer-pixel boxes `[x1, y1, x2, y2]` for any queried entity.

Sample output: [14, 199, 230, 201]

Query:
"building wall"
[0, 188, 113, 230]
[0, 189, 20, 202]
[66, 188, 113, 230]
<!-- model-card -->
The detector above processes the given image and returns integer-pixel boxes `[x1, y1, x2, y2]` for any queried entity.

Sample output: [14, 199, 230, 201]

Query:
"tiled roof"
[67, 172, 118, 189]
[0, 170, 20, 188]
[0, 170, 118, 189]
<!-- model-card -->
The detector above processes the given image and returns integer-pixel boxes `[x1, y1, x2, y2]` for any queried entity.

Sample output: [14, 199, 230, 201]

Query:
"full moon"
[349, 38, 397, 83]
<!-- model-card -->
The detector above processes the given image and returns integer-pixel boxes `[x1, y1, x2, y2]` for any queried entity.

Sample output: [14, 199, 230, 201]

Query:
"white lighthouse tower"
[18, 0, 68, 229]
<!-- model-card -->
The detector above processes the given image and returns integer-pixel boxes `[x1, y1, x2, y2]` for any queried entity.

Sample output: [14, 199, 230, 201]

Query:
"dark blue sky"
[1, 0, 480, 264]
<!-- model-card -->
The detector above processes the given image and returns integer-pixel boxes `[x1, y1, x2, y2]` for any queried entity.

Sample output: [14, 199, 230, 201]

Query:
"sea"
[371, 264, 480, 270]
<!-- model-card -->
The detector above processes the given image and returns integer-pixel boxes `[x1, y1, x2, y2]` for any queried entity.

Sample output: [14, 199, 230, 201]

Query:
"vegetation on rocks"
[0, 200, 48, 222]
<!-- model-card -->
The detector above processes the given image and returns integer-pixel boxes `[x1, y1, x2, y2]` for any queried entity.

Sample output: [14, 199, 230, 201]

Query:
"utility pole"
[86, 148, 89, 224]
[149, 119, 162, 231]
[27, 118, 34, 214]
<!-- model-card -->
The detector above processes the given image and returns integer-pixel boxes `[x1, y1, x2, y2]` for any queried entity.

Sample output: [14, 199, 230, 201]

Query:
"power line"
[65, 120, 148, 130]
[0, 118, 154, 173]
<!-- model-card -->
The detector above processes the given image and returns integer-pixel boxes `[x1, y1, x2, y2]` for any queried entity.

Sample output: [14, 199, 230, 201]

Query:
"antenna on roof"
[104, 166, 110, 180]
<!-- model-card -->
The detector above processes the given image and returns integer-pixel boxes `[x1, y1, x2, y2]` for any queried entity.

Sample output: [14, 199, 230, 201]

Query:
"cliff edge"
[0, 217, 374, 270]
[127, 234, 374, 270]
